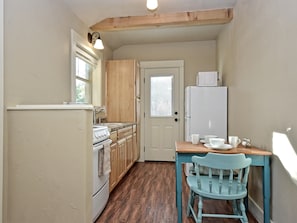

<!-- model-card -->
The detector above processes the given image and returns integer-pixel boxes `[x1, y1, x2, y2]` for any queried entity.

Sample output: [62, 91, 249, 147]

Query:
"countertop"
[175, 141, 272, 156]
[94, 122, 136, 132]
[7, 104, 94, 110]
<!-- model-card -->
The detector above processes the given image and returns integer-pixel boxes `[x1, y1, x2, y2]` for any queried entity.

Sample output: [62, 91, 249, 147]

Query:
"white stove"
[92, 125, 111, 222]
[93, 125, 110, 145]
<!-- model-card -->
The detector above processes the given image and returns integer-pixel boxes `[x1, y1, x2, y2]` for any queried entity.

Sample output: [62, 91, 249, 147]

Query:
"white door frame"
[139, 60, 184, 162]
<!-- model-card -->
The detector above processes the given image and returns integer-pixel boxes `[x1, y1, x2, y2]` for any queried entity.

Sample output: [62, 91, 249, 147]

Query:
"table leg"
[176, 154, 182, 223]
[263, 156, 271, 223]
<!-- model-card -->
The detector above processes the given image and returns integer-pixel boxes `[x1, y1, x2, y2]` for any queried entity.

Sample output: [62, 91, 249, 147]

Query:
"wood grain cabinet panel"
[117, 138, 127, 181]
[132, 125, 139, 162]
[109, 142, 118, 192]
[109, 125, 139, 192]
[106, 59, 139, 122]
[126, 135, 133, 170]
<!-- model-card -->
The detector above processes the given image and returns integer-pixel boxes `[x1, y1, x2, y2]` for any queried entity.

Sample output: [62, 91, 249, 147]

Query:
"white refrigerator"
[185, 86, 227, 141]
[184, 86, 228, 175]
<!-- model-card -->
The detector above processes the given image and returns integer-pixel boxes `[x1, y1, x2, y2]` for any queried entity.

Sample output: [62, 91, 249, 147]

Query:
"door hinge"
[144, 146, 145, 152]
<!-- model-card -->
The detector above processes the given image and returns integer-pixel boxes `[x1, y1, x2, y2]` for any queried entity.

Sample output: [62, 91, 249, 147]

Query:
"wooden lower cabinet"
[117, 138, 127, 181]
[126, 135, 133, 170]
[133, 132, 138, 162]
[109, 142, 118, 192]
[109, 125, 139, 192]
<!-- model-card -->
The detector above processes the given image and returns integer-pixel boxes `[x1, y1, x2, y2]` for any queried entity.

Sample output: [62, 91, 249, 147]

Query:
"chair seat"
[187, 175, 247, 200]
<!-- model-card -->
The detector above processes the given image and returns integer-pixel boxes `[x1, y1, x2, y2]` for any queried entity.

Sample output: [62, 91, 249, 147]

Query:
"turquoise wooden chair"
[186, 153, 252, 223]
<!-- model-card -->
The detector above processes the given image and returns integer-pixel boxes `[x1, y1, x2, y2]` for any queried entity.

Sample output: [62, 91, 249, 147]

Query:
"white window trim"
[70, 29, 99, 102]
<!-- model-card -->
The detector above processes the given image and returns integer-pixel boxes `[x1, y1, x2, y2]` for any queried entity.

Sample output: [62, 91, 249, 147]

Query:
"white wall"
[4, 0, 91, 106]
[3, 0, 96, 222]
[113, 40, 217, 87]
[217, 0, 297, 222]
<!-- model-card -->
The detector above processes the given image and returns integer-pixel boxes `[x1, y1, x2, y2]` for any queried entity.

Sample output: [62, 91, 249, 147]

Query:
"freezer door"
[185, 86, 227, 140]
[184, 117, 191, 141]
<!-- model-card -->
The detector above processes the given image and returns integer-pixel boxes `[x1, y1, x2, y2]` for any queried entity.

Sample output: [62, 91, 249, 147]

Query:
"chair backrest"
[192, 153, 252, 196]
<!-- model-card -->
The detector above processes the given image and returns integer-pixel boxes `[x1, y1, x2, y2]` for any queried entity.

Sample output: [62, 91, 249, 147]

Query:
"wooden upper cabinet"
[106, 59, 139, 122]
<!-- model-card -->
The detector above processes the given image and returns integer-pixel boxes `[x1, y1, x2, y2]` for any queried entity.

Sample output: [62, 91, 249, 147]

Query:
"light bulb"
[147, 0, 158, 11]
[94, 38, 104, 50]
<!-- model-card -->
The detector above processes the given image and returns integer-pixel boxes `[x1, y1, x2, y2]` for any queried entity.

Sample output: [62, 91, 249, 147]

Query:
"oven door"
[93, 143, 109, 195]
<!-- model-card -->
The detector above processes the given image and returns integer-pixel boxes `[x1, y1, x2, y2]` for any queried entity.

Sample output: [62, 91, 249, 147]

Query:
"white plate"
[204, 143, 233, 150]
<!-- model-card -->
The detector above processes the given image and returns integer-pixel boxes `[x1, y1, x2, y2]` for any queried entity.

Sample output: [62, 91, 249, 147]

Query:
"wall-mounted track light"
[87, 32, 104, 50]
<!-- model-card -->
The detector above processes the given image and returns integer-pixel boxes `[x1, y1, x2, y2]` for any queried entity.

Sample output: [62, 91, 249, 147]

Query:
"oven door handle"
[102, 139, 112, 146]
[93, 144, 104, 153]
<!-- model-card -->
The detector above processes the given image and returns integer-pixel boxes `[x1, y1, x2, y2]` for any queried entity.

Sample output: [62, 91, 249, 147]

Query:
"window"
[75, 56, 92, 103]
[150, 75, 173, 117]
[71, 30, 100, 104]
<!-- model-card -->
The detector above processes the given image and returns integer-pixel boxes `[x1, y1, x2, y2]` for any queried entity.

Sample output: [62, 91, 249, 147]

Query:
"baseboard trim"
[248, 196, 273, 223]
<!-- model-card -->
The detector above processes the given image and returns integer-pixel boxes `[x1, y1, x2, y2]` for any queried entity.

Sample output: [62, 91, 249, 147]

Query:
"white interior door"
[141, 61, 184, 161]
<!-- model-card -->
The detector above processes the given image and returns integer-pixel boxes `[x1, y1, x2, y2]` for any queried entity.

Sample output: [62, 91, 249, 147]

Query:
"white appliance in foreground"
[92, 125, 112, 222]
[184, 86, 228, 175]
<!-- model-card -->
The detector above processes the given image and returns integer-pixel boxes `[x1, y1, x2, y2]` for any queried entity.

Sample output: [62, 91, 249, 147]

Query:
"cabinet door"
[117, 138, 127, 180]
[126, 135, 133, 169]
[106, 60, 138, 122]
[133, 132, 138, 162]
[109, 142, 118, 192]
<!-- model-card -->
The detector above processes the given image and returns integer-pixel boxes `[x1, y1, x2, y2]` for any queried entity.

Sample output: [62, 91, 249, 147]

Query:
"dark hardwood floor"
[96, 162, 258, 223]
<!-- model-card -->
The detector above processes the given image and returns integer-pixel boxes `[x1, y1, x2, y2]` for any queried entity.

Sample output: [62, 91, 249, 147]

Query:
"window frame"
[70, 29, 99, 103]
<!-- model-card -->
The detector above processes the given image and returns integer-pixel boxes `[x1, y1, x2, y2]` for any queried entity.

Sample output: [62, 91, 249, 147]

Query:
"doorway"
[140, 60, 184, 161]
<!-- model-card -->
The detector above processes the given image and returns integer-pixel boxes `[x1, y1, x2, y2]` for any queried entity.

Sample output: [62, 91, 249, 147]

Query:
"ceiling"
[62, 0, 237, 50]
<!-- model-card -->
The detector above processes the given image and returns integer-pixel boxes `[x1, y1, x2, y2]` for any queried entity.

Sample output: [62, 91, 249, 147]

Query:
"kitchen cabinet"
[132, 125, 139, 162]
[126, 135, 133, 169]
[105, 59, 139, 123]
[117, 138, 127, 181]
[109, 124, 137, 192]
[109, 131, 118, 192]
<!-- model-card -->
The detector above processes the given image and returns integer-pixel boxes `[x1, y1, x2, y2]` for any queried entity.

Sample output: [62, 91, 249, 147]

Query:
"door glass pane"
[150, 75, 173, 117]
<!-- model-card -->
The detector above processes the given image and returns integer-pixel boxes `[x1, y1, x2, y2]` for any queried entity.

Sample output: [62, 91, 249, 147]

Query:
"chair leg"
[187, 190, 194, 217]
[239, 198, 248, 223]
[232, 200, 239, 215]
[197, 196, 203, 223]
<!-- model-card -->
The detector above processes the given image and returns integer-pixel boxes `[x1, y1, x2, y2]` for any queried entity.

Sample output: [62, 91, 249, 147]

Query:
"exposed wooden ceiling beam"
[90, 8, 233, 31]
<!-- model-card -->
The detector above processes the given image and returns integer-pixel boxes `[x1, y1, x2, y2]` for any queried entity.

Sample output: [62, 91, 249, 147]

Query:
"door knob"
[175, 111, 178, 115]
[175, 118, 178, 122]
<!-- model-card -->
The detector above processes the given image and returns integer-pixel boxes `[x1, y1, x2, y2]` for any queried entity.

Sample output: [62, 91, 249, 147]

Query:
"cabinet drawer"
[118, 126, 133, 139]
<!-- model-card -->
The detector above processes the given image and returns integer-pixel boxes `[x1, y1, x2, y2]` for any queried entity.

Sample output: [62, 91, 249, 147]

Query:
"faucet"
[93, 106, 106, 124]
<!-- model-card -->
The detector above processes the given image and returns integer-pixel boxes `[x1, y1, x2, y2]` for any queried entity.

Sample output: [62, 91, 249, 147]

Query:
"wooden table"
[175, 141, 272, 223]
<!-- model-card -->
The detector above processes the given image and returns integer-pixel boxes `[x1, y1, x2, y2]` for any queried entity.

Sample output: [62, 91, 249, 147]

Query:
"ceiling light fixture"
[87, 32, 104, 50]
[146, 0, 158, 11]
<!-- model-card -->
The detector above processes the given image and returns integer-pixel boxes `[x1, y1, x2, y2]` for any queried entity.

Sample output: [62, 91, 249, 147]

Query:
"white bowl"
[209, 138, 225, 147]
[204, 135, 217, 143]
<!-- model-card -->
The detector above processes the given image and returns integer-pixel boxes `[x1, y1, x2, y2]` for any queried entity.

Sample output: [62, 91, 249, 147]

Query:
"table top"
[175, 141, 272, 156]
